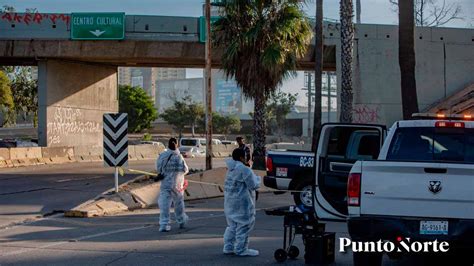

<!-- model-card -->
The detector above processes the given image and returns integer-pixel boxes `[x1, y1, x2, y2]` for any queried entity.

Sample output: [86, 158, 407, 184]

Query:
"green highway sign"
[199, 16, 220, 43]
[71, 13, 125, 40]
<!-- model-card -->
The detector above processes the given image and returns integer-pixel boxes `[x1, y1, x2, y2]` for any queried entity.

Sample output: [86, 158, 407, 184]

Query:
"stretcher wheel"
[288, 246, 299, 259]
[274, 249, 287, 262]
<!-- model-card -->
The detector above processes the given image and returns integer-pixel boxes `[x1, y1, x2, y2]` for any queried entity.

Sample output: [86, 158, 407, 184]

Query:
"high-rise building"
[118, 67, 186, 104]
[202, 3, 223, 16]
[156, 68, 186, 80]
[118, 67, 132, 86]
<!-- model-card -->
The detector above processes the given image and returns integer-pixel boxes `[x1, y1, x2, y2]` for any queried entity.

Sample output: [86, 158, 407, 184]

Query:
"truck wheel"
[353, 252, 383, 266]
[293, 183, 313, 208]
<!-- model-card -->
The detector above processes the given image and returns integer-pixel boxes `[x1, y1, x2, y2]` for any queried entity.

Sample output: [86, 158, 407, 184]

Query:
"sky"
[1, 0, 472, 106]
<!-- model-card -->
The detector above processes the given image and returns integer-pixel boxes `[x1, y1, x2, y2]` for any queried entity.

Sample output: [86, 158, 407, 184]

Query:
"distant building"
[118, 67, 132, 86]
[119, 67, 186, 103]
[31, 67, 38, 80]
[202, 3, 223, 16]
[156, 78, 204, 112]
[156, 68, 186, 80]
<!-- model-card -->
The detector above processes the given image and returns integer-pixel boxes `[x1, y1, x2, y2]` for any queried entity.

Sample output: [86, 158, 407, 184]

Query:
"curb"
[64, 169, 226, 218]
[64, 167, 267, 218]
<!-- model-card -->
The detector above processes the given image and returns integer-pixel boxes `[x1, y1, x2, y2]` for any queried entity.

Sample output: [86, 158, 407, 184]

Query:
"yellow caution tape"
[119, 167, 309, 194]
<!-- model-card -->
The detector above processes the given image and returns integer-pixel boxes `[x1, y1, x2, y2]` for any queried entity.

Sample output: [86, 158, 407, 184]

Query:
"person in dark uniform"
[236, 137, 251, 167]
[236, 136, 258, 200]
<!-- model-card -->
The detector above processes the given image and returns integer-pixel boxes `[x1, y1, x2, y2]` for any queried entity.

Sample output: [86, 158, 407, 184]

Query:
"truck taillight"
[435, 121, 465, 128]
[266, 157, 273, 173]
[347, 173, 361, 206]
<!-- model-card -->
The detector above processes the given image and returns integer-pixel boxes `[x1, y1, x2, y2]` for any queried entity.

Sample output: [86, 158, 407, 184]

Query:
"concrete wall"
[324, 23, 474, 126]
[38, 60, 118, 147]
[0, 144, 235, 168]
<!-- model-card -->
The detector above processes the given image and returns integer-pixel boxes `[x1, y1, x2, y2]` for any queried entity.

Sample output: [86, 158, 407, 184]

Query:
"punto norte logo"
[339, 238, 450, 253]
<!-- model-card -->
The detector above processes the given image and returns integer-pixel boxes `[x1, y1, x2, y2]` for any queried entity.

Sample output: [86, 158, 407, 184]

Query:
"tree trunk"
[252, 90, 266, 170]
[399, 0, 419, 119]
[311, 0, 323, 152]
[33, 111, 38, 128]
[339, 0, 354, 123]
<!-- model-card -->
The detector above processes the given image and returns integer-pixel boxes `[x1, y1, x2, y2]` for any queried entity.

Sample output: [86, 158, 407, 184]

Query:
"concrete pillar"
[38, 60, 118, 147]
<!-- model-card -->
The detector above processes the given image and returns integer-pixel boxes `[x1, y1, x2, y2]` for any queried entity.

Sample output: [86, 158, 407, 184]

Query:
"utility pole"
[327, 72, 331, 122]
[302, 72, 314, 138]
[307, 73, 312, 138]
[356, 0, 361, 24]
[205, 0, 213, 170]
[311, 0, 323, 152]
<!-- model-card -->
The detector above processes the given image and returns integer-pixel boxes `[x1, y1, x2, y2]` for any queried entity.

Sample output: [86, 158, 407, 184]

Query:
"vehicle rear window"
[357, 135, 380, 159]
[326, 127, 380, 159]
[387, 127, 474, 163]
[181, 139, 197, 146]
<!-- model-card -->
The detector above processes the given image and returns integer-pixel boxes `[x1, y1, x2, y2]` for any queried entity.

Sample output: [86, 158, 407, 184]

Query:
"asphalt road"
[0, 158, 226, 228]
[0, 193, 349, 266]
[0, 160, 467, 265]
[0, 193, 460, 265]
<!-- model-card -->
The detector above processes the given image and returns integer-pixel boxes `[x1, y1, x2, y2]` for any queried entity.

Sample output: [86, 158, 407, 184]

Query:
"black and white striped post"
[103, 113, 128, 193]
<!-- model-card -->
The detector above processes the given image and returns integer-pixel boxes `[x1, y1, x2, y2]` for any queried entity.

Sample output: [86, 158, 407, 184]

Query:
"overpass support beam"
[38, 60, 118, 147]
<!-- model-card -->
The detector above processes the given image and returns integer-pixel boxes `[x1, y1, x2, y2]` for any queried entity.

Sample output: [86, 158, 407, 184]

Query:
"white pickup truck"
[342, 115, 473, 265]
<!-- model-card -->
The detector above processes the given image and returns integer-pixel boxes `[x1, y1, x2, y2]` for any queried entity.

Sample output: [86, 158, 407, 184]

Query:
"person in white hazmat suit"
[156, 138, 189, 232]
[223, 148, 261, 256]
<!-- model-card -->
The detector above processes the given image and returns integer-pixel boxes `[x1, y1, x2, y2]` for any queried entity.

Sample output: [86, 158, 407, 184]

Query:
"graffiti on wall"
[47, 107, 101, 146]
[1, 13, 70, 25]
[353, 104, 380, 124]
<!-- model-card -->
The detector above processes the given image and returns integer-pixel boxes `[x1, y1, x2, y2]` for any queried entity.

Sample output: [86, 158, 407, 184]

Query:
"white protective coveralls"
[156, 149, 189, 227]
[223, 158, 261, 254]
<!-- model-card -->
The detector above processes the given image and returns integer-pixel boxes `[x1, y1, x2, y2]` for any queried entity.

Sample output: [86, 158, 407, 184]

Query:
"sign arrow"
[90, 29, 106, 37]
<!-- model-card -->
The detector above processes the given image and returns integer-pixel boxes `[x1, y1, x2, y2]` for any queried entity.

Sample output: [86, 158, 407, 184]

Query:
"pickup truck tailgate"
[360, 161, 474, 219]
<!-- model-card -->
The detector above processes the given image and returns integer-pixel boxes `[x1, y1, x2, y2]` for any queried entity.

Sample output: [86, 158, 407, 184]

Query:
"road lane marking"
[0, 225, 154, 257]
[55, 175, 104, 183]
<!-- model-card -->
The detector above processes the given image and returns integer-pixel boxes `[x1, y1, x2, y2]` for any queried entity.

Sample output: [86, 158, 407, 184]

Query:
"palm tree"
[339, 0, 354, 123]
[398, 0, 419, 119]
[214, 0, 312, 169]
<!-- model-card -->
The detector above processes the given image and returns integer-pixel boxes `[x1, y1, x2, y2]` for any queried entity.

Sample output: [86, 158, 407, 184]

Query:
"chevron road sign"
[103, 113, 128, 167]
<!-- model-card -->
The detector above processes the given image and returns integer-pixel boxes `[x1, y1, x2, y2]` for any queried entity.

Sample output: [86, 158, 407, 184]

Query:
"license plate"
[420, 221, 448, 235]
[276, 167, 288, 177]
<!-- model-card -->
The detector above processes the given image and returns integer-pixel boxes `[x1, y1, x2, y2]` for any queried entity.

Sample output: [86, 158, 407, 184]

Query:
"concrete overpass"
[0, 13, 336, 69]
[1, 12, 473, 147]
